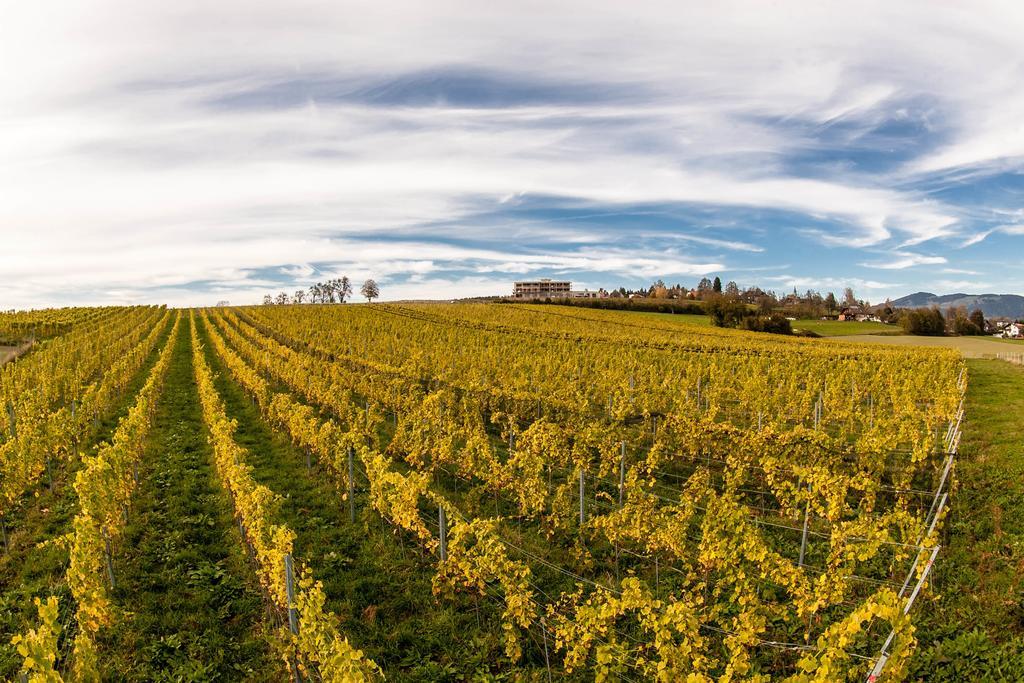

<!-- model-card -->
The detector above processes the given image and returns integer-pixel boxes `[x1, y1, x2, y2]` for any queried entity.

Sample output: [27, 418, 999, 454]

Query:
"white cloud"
[1, 1, 1022, 306]
[960, 224, 1024, 247]
[859, 252, 947, 270]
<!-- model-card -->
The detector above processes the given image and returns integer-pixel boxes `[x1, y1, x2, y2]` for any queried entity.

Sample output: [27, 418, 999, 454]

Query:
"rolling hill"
[888, 292, 1024, 319]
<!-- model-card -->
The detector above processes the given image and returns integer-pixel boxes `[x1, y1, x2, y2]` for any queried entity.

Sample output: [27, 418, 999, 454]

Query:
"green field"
[908, 358, 1024, 679]
[990, 336, 1024, 346]
[791, 318, 900, 336]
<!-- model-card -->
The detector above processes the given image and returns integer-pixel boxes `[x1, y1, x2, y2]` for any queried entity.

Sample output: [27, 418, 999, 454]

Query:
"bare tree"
[842, 287, 857, 307]
[340, 276, 353, 303]
[262, 294, 273, 305]
[294, 290, 306, 304]
[360, 279, 380, 302]
[275, 292, 289, 305]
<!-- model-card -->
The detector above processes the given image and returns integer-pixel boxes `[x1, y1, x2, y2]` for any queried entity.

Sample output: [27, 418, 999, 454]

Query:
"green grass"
[99, 317, 276, 680]
[791, 319, 901, 336]
[909, 358, 1024, 680]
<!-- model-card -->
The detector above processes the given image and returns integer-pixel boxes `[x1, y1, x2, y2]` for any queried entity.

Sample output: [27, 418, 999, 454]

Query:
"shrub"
[740, 315, 793, 335]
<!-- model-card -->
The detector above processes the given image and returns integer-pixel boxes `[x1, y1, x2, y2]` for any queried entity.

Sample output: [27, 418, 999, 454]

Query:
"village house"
[838, 305, 863, 321]
[570, 288, 608, 299]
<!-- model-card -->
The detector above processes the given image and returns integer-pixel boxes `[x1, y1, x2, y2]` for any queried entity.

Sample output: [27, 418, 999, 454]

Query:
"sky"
[2, 1, 1023, 308]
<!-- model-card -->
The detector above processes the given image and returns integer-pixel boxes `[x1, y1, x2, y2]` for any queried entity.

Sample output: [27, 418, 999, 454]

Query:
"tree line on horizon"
[617, 277, 868, 317]
[262, 277, 379, 306]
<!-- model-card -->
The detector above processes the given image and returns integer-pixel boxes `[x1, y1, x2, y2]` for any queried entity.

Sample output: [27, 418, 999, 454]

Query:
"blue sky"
[1, 1, 1023, 307]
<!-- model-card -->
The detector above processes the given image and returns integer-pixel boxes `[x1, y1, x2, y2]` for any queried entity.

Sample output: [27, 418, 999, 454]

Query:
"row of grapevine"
[12, 312, 181, 680]
[189, 314, 381, 682]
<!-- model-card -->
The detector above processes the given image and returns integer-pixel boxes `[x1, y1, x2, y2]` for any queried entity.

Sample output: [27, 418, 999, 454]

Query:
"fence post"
[103, 528, 116, 589]
[618, 442, 626, 507]
[71, 400, 78, 449]
[541, 617, 553, 683]
[798, 485, 811, 566]
[578, 469, 585, 526]
[438, 505, 448, 562]
[347, 446, 356, 524]
[6, 402, 16, 440]
[284, 554, 301, 682]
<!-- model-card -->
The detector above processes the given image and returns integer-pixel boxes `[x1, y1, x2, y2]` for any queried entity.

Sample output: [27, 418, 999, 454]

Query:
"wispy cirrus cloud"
[859, 252, 947, 270]
[1, 1, 1023, 307]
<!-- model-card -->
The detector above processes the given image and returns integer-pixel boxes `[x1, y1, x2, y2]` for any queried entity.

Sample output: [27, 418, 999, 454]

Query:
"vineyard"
[0, 303, 964, 681]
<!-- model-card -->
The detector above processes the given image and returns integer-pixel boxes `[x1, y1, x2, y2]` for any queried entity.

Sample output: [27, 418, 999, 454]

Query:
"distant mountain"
[887, 292, 1024, 319]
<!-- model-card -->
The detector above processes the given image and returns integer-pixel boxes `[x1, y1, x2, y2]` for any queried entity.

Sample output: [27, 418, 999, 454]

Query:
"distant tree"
[275, 292, 289, 305]
[339, 276, 353, 303]
[696, 277, 713, 297]
[262, 294, 273, 306]
[361, 279, 380, 302]
[725, 281, 740, 296]
[755, 293, 777, 315]
[704, 295, 750, 328]
[900, 307, 945, 335]
[842, 287, 857, 308]
[294, 290, 306, 304]
[652, 280, 669, 299]
[713, 276, 722, 293]
[953, 316, 981, 336]
[824, 292, 837, 314]
[969, 309, 986, 333]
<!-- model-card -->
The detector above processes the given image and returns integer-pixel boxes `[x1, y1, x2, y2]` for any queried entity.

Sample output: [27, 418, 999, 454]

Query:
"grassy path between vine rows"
[0, 319, 173, 679]
[98, 317, 275, 680]
[909, 358, 1024, 679]
[194, 316, 512, 682]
